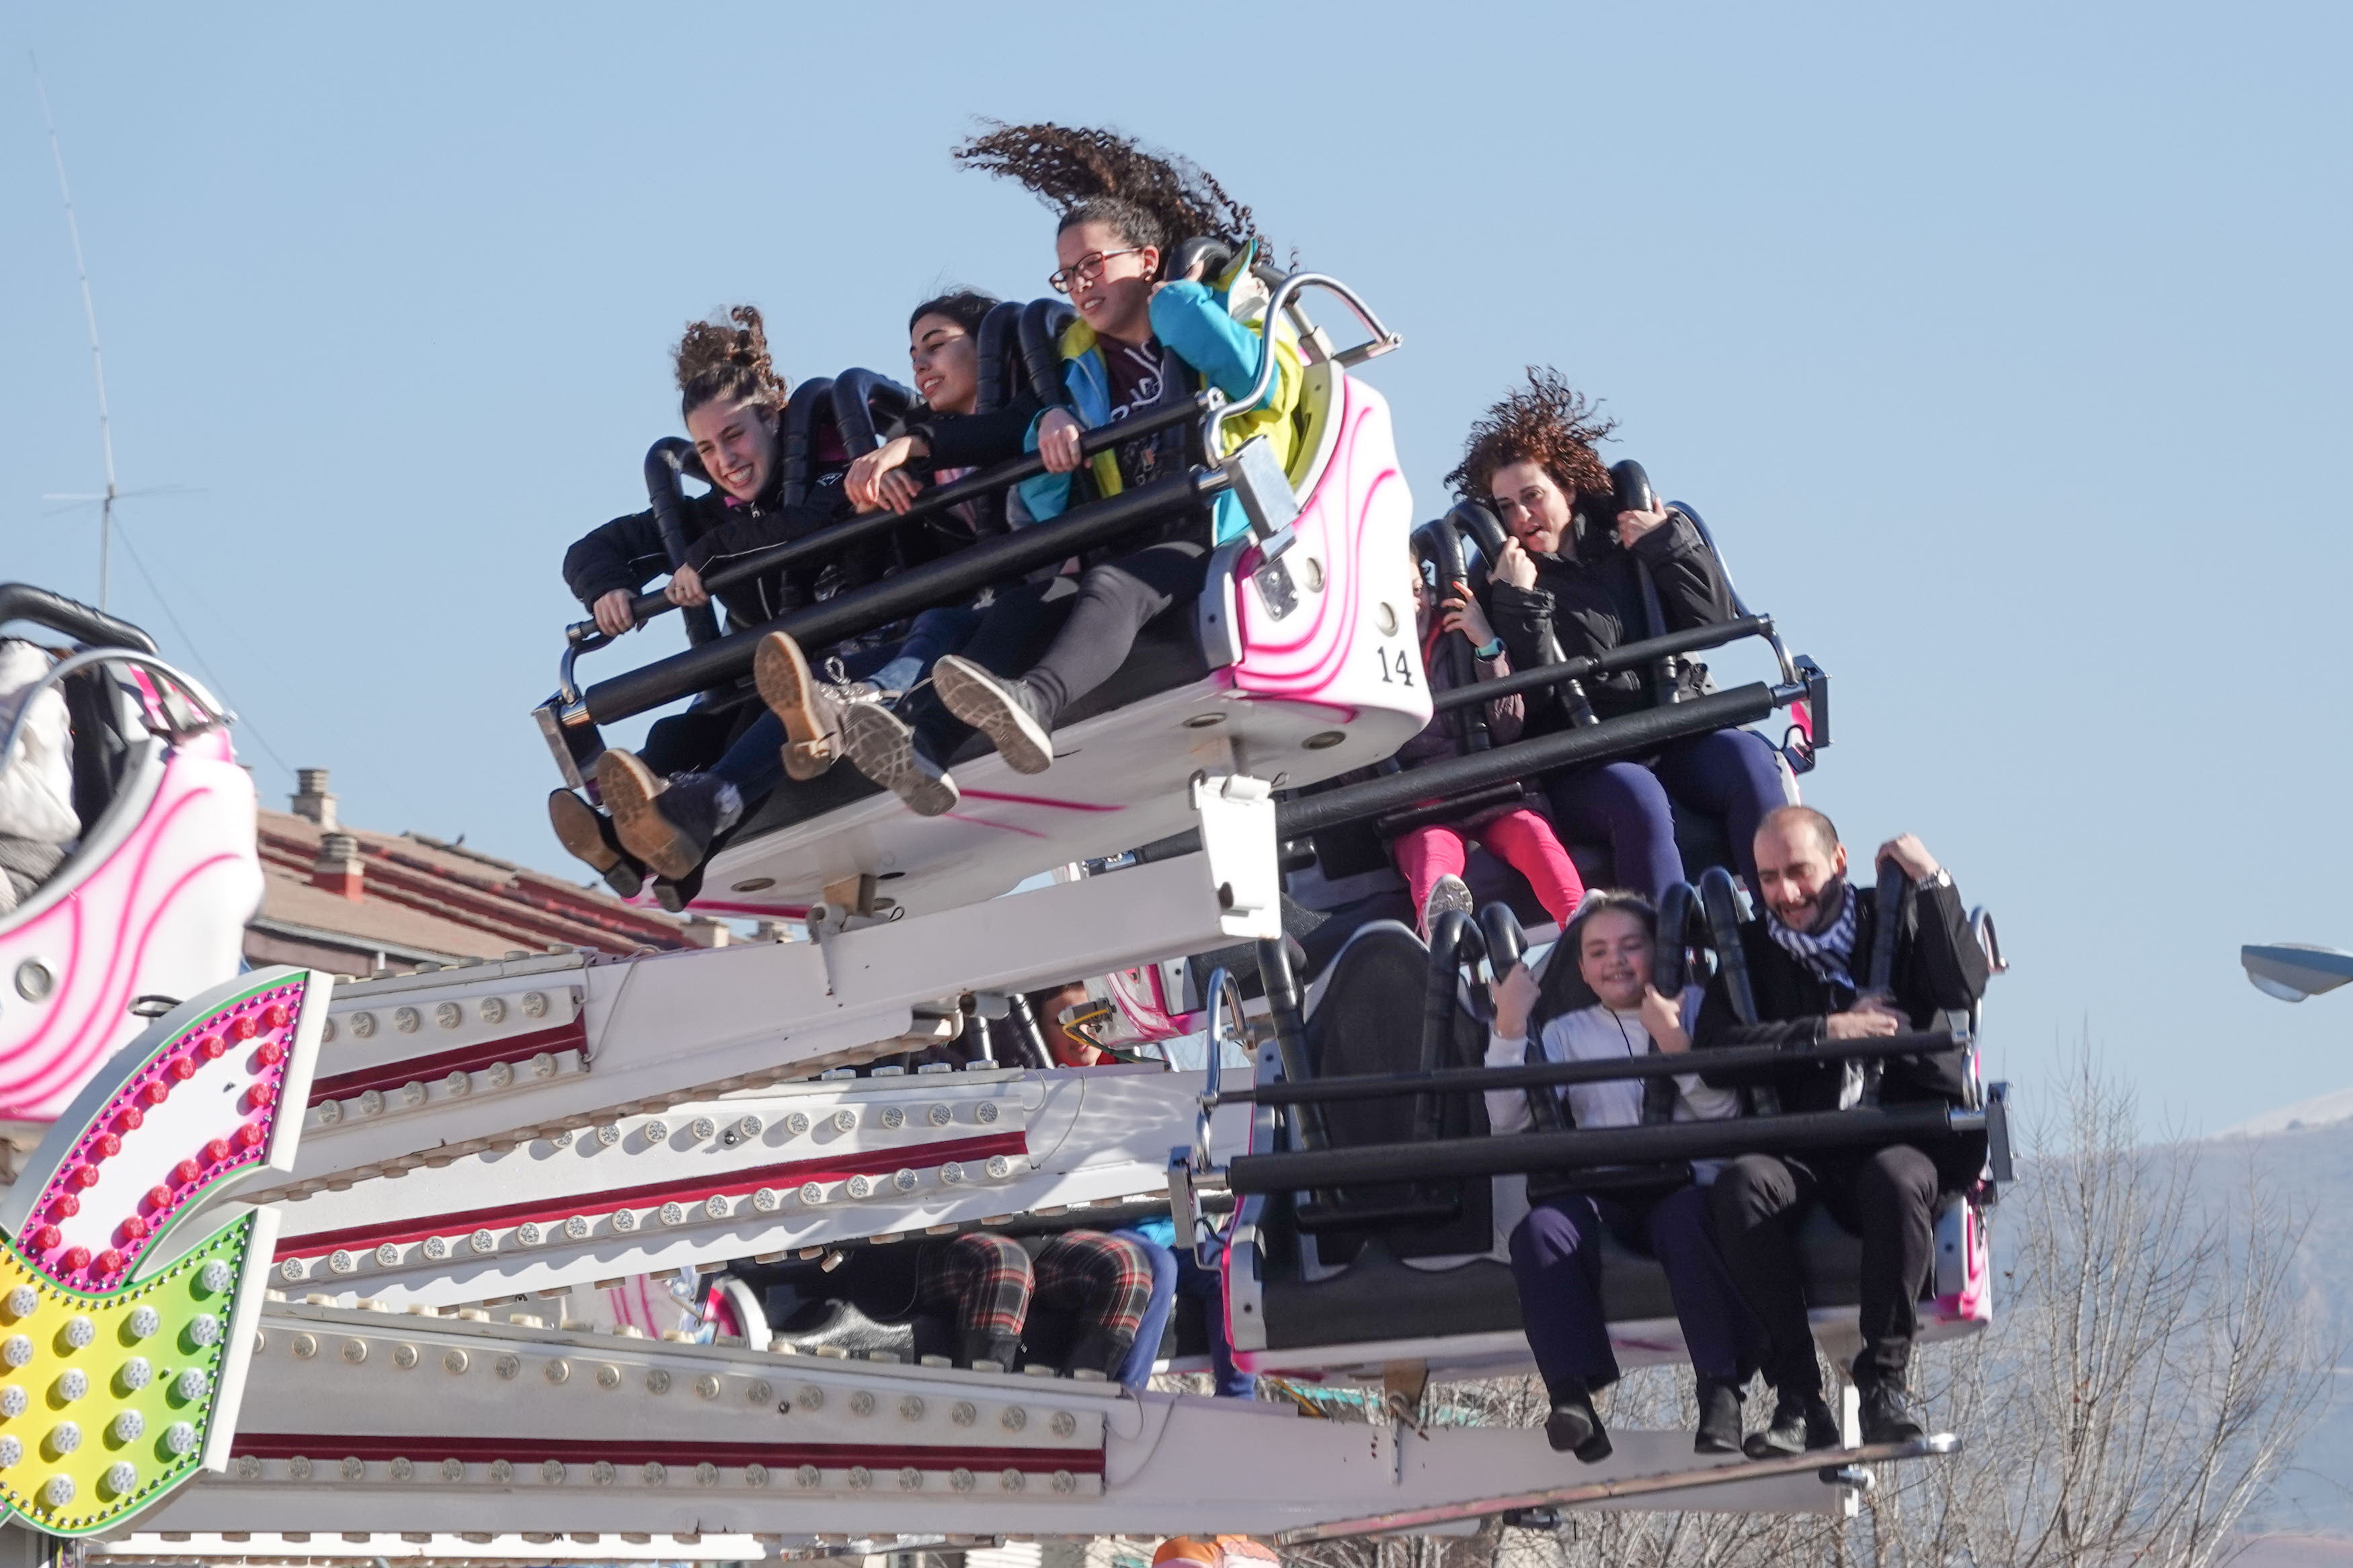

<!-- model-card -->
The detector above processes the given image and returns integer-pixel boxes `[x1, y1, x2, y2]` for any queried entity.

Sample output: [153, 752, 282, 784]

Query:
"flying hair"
[1445, 367, 1620, 507]
[674, 305, 787, 422]
[951, 120, 1265, 276]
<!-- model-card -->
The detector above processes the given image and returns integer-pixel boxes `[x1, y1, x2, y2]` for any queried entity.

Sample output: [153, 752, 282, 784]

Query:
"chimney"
[682, 915, 731, 950]
[313, 832, 366, 901]
[290, 768, 337, 829]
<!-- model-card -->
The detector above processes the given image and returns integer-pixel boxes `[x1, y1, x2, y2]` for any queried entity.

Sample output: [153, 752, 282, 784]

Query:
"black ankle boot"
[1856, 1377, 1925, 1444]
[1543, 1378, 1612, 1464]
[958, 1328, 1018, 1372]
[1695, 1376, 1745, 1454]
[1743, 1390, 1842, 1458]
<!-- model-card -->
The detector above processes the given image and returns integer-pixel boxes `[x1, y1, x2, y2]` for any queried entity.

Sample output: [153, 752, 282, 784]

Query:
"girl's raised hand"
[875, 468, 924, 515]
[1640, 986, 1690, 1053]
[1615, 505, 1670, 550]
[592, 589, 637, 639]
[1491, 536, 1539, 590]
[1440, 593, 1499, 651]
[1037, 408, 1085, 474]
[664, 563, 710, 608]
[846, 434, 921, 511]
[1491, 962, 1541, 1042]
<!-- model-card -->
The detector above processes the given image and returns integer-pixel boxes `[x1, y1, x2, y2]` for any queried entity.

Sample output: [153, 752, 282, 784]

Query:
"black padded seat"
[1256, 1202, 1866, 1353]
[1289, 924, 1492, 1261]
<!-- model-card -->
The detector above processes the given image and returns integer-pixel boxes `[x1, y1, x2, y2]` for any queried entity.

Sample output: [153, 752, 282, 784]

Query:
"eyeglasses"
[1049, 248, 1147, 294]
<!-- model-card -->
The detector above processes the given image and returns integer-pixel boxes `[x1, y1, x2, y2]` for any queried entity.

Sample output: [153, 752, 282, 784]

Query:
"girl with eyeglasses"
[829, 122, 1306, 817]
[1447, 370, 1790, 902]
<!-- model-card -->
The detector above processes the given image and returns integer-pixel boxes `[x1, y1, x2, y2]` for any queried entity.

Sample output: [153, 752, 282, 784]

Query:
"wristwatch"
[1474, 636, 1506, 661]
[1917, 868, 1952, 891]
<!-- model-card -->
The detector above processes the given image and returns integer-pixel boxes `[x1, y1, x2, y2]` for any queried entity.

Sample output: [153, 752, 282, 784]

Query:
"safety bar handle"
[0, 648, 232, 776]
[1203, 272, 1402, 456]
[1217, 1028, 1968, 1107]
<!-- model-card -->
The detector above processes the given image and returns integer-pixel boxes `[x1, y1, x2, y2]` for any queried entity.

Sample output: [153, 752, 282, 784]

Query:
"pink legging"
[1394, 808, 1587, 932]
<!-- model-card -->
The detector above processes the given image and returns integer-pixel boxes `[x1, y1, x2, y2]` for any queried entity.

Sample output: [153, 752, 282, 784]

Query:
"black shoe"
[838, 702, 960, 817]
[1743, 1391, 1841, 1459]
[1542, 1380, 1613, 1464]
[1856, 1378, 1924, 1445]
[598, 751, 743, 881]
[651, 860, 704, 915]
[932, 655, 1057, 775]
[1695, 1376, 1745, 1454]
[547, 788, 645, 899]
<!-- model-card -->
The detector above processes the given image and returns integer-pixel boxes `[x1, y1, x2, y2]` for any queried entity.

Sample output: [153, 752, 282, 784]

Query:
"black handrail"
[1228, 1102, 1978, 1193]
[567, 393, 1211, 651]
[0, 585, 157, 655]
[1278, 682, 1790, 842]
[1217, 1030, 1964, 1106]
[578, 467, 1228, 727]
[1427, 616, 1775, 714]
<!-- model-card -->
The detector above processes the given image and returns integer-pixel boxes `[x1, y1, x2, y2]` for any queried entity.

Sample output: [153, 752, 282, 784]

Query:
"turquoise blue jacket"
[1016, 276, 1304, 546]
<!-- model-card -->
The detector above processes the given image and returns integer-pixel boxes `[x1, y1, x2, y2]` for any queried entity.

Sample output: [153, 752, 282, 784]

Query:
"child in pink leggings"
[1394, 553, 1587, 934]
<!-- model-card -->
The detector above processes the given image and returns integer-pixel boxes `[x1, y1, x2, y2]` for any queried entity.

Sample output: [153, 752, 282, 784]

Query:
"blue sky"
[1, 3, 2346, 1133]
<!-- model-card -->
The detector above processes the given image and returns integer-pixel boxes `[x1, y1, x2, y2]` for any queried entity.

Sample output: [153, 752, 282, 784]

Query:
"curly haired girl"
[1455, 369, 1790, 900]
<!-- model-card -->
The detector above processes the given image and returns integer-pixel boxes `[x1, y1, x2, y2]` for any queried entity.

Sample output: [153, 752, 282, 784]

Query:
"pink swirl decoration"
[0, 731, 260, 1121]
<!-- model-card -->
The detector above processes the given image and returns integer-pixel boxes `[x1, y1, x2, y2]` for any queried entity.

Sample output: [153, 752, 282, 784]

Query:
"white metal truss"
[264, 850, 1256, 1202]
[267, 1067, 1248, 1305]
[104, 1302, 1945, 1554]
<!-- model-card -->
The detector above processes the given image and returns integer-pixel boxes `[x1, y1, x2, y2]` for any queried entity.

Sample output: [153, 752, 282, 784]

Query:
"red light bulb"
[93, 1250, 123, 1275]
[204, 1138, 232, 1163]
[93, 1132, 120, 1159]
[115, 1106, 143, 1132]
[246, 1084, 274, 1110]
[235, 1123, 264, 1150]
[200, 1036, 225, 1061]
[146, 1184, 171, 1210]
[142, 1081, 169, 1106]
[28, 1226, 58, 1251]
[59, 1247, 89, 1272]
[69, 1165, 98, 1190]
[173, 1159, 200, 1185]
[231, 1016, 257, 1040]
[262, 1004, 289, 1030]
[169, 1057, 196, 1083]
[51, 1195, 79, 1219]
[256, 1041, 284, 1067]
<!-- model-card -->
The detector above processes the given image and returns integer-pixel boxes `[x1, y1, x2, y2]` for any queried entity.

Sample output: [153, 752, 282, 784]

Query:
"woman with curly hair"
[551, 306, 855, 899]
[834, 122, 1306, 817]
[1449, 369, 1789, 900]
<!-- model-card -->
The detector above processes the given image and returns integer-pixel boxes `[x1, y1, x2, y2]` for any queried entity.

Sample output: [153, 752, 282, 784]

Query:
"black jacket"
[1484, 507, 1737, 727]
[1692, 876, 1989, 1113]
[561, 470, 847, 630]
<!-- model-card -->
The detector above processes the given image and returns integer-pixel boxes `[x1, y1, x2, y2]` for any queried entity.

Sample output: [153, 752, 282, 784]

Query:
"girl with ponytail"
[551, 306, 854, 902]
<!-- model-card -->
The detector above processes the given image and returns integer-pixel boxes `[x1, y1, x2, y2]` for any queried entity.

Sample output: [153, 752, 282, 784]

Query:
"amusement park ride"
[0, 272, 2005, 1561]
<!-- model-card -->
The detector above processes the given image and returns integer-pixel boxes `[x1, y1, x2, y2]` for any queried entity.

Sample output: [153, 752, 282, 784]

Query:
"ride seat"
[1285, 922, 1492, 1262]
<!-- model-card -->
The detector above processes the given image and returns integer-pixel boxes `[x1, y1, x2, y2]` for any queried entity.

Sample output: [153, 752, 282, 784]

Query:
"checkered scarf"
[1766, 880, 1860, 989]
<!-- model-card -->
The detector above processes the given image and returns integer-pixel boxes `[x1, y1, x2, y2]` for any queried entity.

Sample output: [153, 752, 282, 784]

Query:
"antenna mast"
[32, 56, 119, 609]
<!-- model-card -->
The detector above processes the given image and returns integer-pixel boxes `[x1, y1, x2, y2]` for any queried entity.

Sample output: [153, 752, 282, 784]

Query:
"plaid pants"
[917, 1230, 1152, 1352]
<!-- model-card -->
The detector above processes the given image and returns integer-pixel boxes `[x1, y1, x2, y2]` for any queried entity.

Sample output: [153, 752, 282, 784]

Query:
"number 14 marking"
[1375, 647, 1414, 686]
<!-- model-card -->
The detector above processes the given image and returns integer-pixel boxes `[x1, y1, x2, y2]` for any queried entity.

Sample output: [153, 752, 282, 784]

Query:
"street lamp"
[2241, 943, 2353, 1003]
